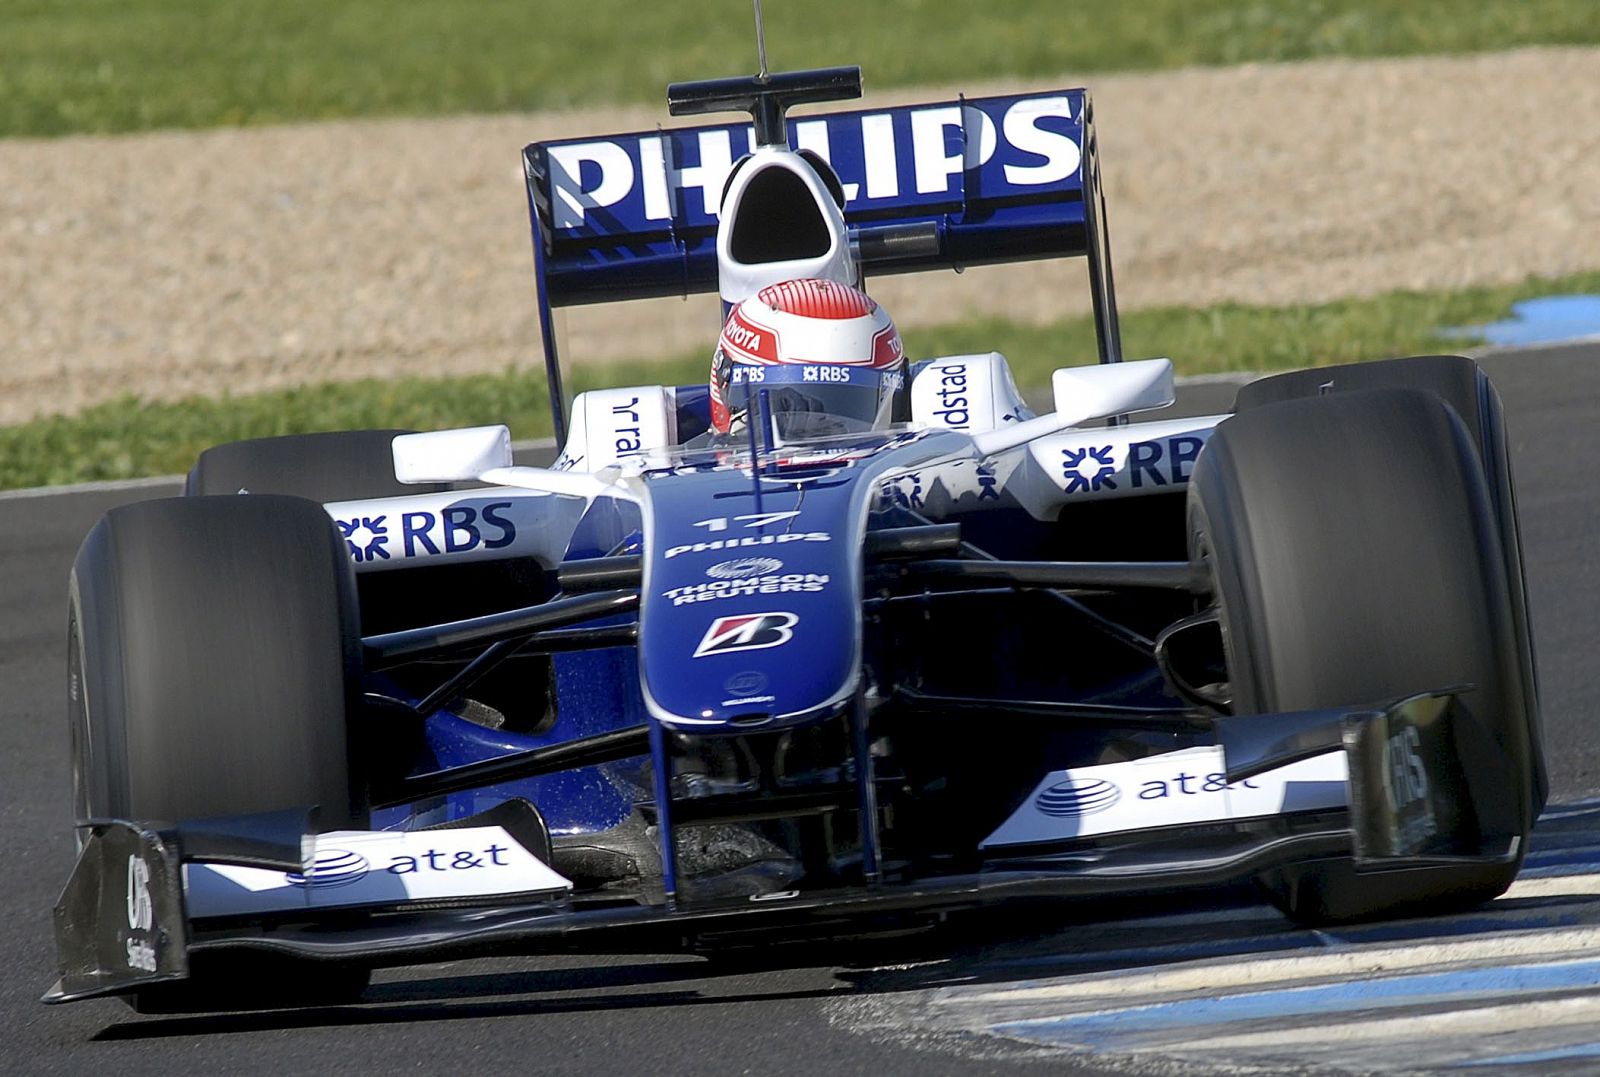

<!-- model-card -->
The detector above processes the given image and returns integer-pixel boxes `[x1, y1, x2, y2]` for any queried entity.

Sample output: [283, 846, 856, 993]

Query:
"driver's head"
[709, 279, 908, 439]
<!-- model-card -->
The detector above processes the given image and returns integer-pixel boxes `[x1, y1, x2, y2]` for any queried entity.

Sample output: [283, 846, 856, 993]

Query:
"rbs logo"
[337, 502, 518, 562]
[802, 365, 852, 384]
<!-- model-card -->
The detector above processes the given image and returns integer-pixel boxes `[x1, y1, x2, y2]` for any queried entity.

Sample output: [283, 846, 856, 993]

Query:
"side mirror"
[391, 426, 513, 484]
[1051, 357, 1175, 422]
[966, 358, 1184, 460]
[971, 358, 1176, 458]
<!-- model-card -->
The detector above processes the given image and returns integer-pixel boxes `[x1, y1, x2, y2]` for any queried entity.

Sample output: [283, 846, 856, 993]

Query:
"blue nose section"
[637, 467, 865, 730]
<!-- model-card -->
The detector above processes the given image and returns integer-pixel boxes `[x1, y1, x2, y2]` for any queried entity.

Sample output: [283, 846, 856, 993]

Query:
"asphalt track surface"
[4, 346, 1599, 1075]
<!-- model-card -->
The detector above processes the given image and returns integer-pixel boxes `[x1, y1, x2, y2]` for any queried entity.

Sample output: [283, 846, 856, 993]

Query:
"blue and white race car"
[48, 63, 1544, 1012]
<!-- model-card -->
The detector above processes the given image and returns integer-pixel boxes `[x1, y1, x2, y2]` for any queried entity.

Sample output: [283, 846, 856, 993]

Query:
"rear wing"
[523, 88, 1121, 442]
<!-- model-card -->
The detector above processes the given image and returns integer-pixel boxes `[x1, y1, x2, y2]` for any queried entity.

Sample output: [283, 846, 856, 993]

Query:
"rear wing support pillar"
[527, 168, 570, 446]
[1081, 102, 1123, 366]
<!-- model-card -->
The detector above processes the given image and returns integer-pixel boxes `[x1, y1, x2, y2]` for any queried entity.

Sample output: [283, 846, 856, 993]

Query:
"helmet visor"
[723, 362, 905, 442]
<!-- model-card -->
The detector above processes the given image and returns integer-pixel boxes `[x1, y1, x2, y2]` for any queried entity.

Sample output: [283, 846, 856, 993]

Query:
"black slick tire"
[1234, 355, 1546, 813]
[70, 494, 365, 828]
[185, 429, 447, 502]
[68, 494, 370, 1009]
[1189, 387, 1535, 924]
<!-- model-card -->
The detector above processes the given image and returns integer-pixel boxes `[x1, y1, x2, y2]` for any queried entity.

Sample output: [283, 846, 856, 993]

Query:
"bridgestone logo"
[692, 613, 799, 657]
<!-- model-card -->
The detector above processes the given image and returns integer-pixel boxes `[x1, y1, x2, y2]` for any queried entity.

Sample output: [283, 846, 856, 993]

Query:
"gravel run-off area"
[2, 46, 1598, 424]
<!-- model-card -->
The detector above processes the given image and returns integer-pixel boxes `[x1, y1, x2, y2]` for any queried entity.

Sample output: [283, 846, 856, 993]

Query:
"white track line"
[948, 925, 1600, 1006]
[1503, 872, 1600, 899]
[1157, 995, 1600, 1054]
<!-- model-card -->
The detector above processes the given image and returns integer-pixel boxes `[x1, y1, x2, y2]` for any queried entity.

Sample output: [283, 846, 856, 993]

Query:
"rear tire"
[70, 495, 370, 1008]
[1189, 388, 1535, 924]
[185, 429, 446, 502]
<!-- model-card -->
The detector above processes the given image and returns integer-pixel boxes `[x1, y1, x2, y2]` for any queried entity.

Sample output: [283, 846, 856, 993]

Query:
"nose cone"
[637, 469, 863, 731]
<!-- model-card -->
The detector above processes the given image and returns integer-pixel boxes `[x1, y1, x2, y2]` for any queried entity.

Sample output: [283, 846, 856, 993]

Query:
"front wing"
[45, 690, 1521, 1005]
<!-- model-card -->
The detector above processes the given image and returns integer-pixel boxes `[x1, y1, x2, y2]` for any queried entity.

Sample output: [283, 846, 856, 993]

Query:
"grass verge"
[4, 1, 1599, 137]
[5, 270, 1597, 492]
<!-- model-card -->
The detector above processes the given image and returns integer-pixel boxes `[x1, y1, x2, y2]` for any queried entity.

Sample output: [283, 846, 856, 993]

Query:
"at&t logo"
[286, 848, 371, 889]
[1034, 778, 1121, 817]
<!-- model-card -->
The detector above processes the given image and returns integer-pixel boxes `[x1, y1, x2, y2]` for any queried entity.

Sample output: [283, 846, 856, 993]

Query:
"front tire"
[71, 494, 366, 829]
[1190, 388, 1535, 924]
[1234, 355, 1546, 813]
[70, 495, 370, 1009]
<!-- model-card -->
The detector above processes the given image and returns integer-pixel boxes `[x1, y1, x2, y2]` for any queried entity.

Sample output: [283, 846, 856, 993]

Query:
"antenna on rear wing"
[667, 2, 860, 149]
[753, 0, 770, 82]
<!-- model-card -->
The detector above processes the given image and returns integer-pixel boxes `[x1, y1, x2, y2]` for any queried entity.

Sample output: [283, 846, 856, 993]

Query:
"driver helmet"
[709, 279, 908, 440]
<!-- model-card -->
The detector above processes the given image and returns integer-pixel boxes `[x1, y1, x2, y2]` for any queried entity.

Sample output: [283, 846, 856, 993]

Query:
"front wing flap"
[44, 803, 569, 1005]
[45, 692, 1520, 1005]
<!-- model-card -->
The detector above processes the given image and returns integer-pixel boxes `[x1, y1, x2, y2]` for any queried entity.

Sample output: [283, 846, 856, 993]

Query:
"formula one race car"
[48, 60, 1545, 1012]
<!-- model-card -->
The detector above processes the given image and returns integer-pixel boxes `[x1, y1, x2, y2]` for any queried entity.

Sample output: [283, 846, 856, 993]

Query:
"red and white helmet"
[709, 279, 908, 438]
